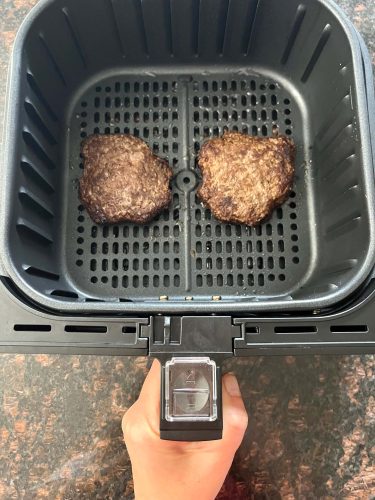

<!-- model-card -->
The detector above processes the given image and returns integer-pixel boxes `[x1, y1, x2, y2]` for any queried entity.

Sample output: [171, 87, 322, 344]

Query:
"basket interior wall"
[5, 0, 372, 309]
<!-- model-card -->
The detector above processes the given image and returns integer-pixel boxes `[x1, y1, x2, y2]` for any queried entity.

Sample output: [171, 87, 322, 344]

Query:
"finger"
[138, 359, 161, 403]
[136, 359, 161, 428]
[122, 359, 161, 443]
[221, 373, 248, 449]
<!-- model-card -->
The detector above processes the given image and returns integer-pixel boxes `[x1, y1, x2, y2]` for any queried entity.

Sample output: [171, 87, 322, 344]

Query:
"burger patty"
[79, 134, 173, 224]
[197, 132, 295, 226]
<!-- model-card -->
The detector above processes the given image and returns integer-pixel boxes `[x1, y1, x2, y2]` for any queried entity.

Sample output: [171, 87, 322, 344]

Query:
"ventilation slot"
[19, 190, 54, 219]
[22, 131, 55, 170]
[123, 325, 137, 334]
[21, 160, 55, 194]
[274, 326, 317, 334]
[244, 325, 259, 334]
[218, 0, 230, 55]
[108, 0, 127, 57]
[24, 266, 59, 281]
[281, 4, 306, 64]
[136, 0, 150, 56]
[330, 325, 368, 333]
[65, 325, 107, 333]
[301, 25, 332, 83]
[17, 219, 53, 245]
[164, 0, 174, 56]
[39, 33, 67, 87]
[51, 290, 79, 299]
[244, 0, 260, 55]
[26, 71, 58, 122]
[24, 101, 57, 145]
[325, 212, 361, 239]
[14, 324, 51, 332]
[62, 7, 87, 68]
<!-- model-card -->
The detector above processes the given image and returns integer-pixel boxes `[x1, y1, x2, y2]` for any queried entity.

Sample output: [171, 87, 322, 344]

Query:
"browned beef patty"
[79, 134, 173, 224]
[197, 132, 295, 226]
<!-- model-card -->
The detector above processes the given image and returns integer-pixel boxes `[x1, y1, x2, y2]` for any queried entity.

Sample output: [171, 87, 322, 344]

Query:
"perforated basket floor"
[65, 73, 309, 301]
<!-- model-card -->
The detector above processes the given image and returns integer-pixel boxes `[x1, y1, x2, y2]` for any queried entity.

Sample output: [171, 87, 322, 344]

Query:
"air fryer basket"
[1, 0, 375, 314]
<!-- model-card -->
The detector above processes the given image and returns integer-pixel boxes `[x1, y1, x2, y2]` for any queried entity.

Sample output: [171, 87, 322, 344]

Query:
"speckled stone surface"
[0, 0, 375, 498]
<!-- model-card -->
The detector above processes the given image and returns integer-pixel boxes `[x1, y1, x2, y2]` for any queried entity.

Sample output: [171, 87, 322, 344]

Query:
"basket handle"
[140, 315, 241, 440]
[159, 356, 223, 441]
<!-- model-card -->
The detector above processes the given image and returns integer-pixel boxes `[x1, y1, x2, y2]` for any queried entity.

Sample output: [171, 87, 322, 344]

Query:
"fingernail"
[224, 374, 241, 397]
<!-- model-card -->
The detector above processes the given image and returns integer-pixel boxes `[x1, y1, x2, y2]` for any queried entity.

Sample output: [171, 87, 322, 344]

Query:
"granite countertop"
[0, 0, 375, 498]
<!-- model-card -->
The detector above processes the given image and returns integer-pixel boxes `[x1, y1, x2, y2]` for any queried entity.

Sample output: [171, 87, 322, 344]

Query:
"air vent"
[244, 325, 259, 334]
[24, 266, 59, 281]
[274, 326, 317, 334]
[330, 325, 368, 333]
[14, 324, 51, 332]
[123, 325, 137, 334]
[64, 325, 107, 333]
[51, 290, 79, 298]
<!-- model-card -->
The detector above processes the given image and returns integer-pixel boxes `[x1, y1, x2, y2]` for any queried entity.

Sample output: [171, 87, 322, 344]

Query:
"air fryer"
[1, 0, 375, 440]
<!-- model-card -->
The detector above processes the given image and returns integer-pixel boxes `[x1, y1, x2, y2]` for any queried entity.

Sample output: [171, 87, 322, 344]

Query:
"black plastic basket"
[1, 0, 375, 315]
[1, 0, 375, 440]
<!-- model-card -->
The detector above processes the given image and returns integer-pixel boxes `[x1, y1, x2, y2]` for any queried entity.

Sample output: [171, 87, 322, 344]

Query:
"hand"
[122, 360, 248, 500]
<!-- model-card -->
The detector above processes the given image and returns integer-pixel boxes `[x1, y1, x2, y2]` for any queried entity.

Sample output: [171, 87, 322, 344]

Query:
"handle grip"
[160, 357, 223, 441]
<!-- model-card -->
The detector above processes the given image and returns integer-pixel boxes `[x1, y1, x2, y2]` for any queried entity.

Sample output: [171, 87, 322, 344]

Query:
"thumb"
[221, 373, 248, 450]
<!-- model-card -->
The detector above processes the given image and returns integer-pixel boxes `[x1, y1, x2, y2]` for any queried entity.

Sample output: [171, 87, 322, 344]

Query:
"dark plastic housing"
[1, 0, 375, 314]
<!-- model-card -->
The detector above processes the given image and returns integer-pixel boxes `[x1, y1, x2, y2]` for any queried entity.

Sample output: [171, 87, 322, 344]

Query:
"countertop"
[0, 0, 375, 498]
